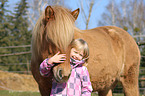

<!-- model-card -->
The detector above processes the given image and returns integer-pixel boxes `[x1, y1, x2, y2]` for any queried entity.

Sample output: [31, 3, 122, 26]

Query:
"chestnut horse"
[31, 5, 140, 96]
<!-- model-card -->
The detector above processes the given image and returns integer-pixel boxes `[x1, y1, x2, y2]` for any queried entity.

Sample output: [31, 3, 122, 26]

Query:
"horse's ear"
[71, 8, 80, 20]
[45, 6, 54, 22]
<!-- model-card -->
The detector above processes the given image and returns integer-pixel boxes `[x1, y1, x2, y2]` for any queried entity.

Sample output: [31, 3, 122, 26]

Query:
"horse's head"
[32, 5, 79, 83]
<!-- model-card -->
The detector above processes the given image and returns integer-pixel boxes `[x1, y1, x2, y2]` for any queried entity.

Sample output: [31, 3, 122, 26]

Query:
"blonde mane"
[31, 6, 75, 59]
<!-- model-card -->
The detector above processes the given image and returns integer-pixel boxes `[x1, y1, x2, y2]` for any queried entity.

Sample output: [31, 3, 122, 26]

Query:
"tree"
[78, 0, 95, 29]
[12, 0, 30, 45]
[0, 0, 13, 65]
[5, 0, 31, 72]
[28, 0, 64, 29]
[0, 0, 11, 47]
[98, 0, 145, 38]
[75, 0, 101, 30]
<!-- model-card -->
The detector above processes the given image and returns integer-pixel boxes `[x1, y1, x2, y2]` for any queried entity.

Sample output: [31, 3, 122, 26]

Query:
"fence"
[0, 63, 145, 95]
[112, 69, 145, 95]
[0, 45, 145, 95]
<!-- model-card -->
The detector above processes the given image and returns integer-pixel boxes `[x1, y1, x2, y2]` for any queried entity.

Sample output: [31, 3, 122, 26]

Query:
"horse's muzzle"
[53, 66, 71, 83]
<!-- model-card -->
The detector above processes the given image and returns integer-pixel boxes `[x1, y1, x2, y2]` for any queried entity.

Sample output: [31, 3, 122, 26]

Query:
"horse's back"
[74, 26, 140, 91]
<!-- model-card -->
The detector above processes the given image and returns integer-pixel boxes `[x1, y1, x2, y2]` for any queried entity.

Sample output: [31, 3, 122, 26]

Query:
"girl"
[40, 39, 93, 96]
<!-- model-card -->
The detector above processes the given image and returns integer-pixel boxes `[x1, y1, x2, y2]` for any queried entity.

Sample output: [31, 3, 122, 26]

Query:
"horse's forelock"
[32, 6, 75, 59]
[45, 6, 75, 51]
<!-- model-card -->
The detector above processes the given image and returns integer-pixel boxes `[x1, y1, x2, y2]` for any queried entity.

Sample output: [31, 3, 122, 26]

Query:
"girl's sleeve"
[81, 66, 93, 96]
[39, 58, 55, 77]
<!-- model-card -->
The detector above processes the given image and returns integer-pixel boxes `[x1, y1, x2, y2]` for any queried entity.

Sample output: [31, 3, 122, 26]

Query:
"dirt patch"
[0, 70, 39, 92]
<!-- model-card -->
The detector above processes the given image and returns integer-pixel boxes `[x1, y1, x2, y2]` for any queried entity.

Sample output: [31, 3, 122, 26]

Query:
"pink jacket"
[40, 58, 93, 96]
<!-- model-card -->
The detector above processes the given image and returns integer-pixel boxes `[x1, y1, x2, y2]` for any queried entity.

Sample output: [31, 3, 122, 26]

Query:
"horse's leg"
[39, 84, 51, 96]
[98, 79, 119, 96]
[120, 63, 139, 96]
[31, 60, 53, 96]
[98, 89, 112, 96]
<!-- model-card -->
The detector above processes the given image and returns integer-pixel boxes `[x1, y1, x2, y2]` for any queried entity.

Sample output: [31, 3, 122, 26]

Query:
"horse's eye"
[45, 17, 49, 21]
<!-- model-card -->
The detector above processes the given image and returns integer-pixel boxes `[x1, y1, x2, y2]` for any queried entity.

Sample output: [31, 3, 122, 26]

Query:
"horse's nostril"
[57, 69, 63, 80]
[59, 70, 62, 78]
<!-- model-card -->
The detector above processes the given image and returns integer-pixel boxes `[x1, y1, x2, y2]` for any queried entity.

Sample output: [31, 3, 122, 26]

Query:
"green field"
[0, 90, 41, 96]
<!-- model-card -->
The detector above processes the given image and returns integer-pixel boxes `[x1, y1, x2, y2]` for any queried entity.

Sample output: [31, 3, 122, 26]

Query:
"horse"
[31, 5, 140, 96]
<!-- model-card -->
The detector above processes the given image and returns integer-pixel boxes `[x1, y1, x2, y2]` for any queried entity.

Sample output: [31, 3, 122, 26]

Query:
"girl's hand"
[48, 51, 66, 64]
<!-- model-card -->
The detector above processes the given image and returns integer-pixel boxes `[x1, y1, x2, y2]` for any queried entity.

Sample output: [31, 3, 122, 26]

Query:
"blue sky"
[7, 0, 109, 30]
[64, 0, 109, 29]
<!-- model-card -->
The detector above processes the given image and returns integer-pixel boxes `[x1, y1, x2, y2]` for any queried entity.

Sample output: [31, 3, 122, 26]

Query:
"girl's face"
[70, 48, 83, 60]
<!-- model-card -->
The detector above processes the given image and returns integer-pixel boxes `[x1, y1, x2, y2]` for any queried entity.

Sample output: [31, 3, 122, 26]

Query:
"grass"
[0, 90, 41, 96]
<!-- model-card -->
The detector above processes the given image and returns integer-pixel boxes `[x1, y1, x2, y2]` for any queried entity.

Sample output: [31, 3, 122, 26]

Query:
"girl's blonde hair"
[71, 39, 89, 63]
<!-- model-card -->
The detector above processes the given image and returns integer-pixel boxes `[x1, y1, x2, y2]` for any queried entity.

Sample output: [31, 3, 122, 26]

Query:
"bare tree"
[28, 0, 64, 30]
[98, 0, 145, 39]
[78, 0, 96, 29]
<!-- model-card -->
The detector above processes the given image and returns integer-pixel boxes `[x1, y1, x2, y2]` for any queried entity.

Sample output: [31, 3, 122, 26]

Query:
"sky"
[7, 0, 109, 30]
[64, 0, 110, 29]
